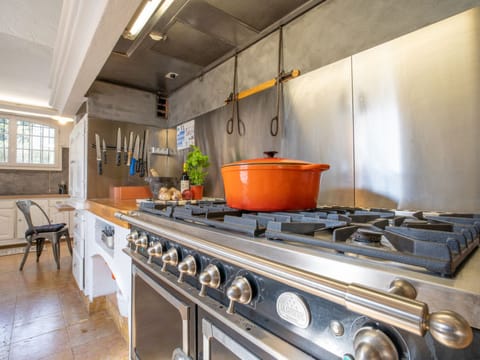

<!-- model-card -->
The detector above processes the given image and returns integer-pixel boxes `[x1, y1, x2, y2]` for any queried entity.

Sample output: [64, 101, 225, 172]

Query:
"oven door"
[132, 264, 195, 360]
[198, 308, 314, 360]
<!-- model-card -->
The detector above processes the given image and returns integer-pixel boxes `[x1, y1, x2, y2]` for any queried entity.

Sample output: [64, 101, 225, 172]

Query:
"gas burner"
[352, 228, 383, 243]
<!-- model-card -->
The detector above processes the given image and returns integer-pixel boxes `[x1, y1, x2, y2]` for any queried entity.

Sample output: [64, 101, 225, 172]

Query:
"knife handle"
[103, 151, 107, 165]
[127, 151, 132, 166]
[124, 151, 128, 165]
[139, 161, 145, 178]
[97, 160, 103, 175]
[136, 158, 141, 172]
[129, 158, 136, 176]
[116, 152, 121, 166]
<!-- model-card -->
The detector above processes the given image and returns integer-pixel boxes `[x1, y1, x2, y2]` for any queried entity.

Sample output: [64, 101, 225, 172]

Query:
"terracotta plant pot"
[221, 152, 330, 211]
[190, 185, 204, 200]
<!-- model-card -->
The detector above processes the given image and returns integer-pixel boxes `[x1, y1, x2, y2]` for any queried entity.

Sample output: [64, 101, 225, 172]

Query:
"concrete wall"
[87, 81, 165, 127]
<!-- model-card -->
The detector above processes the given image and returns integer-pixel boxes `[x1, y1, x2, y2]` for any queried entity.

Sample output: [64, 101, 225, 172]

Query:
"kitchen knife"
[116, 128, 121, 166]
[136, 138, 143, 173]
[95, 133, 102, 175]
[129, 135, 140, 176]
[127, 131, 134, 166]
[102, 138, 107, 164]
[139, 130, 147, 177]
[123, 136, 128, 165]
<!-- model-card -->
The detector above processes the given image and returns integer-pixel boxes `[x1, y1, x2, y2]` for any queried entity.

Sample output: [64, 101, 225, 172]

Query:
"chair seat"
[26, 223, 66, 237]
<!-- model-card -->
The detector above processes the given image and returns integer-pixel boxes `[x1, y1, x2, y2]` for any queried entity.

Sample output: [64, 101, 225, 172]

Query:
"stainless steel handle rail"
[117, 212, 473, 349]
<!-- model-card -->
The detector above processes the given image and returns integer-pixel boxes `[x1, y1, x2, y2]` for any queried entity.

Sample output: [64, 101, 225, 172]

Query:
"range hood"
[96, 0, 319, 95]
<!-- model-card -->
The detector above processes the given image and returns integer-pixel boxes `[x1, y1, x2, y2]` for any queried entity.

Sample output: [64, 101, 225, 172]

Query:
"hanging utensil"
[102, 138, 107, 164]
[127, 131, 134, 166]
[271, 26, 284, 137]
[123, 136, 128, 165]
[95, 133, 102, 175]
[226, 54, 245, 136]
[129, 135, 140, 176]
[116, 128, 121, 166]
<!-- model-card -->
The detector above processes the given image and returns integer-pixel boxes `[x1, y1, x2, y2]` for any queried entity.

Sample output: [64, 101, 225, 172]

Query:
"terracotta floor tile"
[0, 243, 128, 358]
[67, 310, 118, 347]
[11, 312, 65, 343]
[0, 302, 16, 326]
[0, 344, 9, 360]
[38, 349, 74, 360]
[72, 333, 129, 360]
[0, 324, 12, 346]
[9, 328, 70, 360]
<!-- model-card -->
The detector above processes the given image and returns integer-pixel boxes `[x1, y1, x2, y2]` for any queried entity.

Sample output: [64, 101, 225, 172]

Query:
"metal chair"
[16, 200, 72, 270]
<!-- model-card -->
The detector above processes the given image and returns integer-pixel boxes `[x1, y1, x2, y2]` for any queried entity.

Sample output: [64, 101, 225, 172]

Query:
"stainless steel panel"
[168, 58, 234, 126]
[151, 20, 234, 67]
[282, 58, 354, 206]
[195, 88, 281, 198]
[237, 31, 279, 92]
[177, 0, 258, 46]
[352, 8, 480, 212]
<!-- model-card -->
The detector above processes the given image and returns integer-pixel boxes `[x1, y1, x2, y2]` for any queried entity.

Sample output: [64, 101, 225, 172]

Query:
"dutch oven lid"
[222, 151, 327, 167]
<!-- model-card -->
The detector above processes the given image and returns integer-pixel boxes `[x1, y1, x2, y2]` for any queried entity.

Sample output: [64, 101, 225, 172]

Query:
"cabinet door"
[16, 199, 49, 238]
[0, 208, 16, 241]
[69, 116, 86, 200]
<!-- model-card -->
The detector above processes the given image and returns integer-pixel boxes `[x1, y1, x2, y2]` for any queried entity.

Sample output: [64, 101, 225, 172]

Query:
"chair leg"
[52, 238, 60, 270]
[36, 238, 45, 262]
[19, 242, 32, 271]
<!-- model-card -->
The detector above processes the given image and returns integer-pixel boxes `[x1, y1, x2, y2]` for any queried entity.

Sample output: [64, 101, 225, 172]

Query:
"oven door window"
[202, 319, 259, 360]
[133, 267, 193, 360]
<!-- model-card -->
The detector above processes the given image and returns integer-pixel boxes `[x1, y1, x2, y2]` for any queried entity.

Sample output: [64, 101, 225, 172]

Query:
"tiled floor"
[0, 243, 129, 360]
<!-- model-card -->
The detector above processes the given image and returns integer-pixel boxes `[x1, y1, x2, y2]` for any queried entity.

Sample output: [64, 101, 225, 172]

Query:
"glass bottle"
[180, 163, 190, 193]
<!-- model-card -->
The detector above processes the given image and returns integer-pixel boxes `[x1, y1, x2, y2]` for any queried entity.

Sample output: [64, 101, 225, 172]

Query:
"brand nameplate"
[276, 292, 310, 329]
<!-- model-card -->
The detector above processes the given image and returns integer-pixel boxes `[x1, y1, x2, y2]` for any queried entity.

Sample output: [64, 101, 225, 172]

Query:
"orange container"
[221, 154, 330, 211]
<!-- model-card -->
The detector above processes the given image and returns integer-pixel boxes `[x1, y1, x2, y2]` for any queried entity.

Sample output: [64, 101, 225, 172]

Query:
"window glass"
[16, 120, 57, 165]
[0, 118, 8, 162]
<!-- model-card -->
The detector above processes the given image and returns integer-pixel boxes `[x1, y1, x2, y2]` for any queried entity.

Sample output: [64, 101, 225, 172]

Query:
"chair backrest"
[16, 200, 51, 231]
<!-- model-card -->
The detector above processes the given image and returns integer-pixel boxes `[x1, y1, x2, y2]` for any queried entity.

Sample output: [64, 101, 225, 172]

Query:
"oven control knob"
[177, 255, 197, 283]
[147, 242, 163, 264]
[126, 230, 138, 246]
[198, 264, 221, 296]
[226, 276, 253, 314]
[354, 326, 399, 360]
[134, 233, 148, 253]
[161, 248, 179, 272]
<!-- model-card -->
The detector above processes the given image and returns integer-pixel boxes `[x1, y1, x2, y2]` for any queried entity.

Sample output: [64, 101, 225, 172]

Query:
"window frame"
[0, 114, 62, 171]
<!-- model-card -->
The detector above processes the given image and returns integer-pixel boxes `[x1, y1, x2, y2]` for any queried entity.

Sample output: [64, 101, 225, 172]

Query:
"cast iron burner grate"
[138, 201, 479, 276]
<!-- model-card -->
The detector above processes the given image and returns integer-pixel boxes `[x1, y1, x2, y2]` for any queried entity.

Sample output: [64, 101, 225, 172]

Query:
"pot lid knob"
[263, 151, 278, 158]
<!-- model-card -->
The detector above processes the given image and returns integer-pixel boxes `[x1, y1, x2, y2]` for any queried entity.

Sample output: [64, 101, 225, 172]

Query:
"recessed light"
[165, 72, 179, 79]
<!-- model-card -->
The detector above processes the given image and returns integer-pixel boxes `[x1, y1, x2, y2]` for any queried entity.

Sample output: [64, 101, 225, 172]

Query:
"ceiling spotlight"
[149, 31, 167, 41]
[165, 72, 179, 79]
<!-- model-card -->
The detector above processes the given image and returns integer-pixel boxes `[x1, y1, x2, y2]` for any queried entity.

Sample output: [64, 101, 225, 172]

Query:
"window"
[0, 115, 60, 170]
[0, 118, 8, 163]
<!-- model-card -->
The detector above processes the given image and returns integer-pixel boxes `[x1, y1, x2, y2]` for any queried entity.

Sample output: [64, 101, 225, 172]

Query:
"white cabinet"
[0, 200, 16, 242]
[69, 115, 87, 200]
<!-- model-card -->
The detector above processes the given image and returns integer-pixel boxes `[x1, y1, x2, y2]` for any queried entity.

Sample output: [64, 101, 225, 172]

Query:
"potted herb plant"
[185, 145, 210, 199]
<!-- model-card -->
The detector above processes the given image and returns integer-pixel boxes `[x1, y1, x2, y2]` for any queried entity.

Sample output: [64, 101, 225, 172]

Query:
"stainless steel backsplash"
[168, 8, 480, 212]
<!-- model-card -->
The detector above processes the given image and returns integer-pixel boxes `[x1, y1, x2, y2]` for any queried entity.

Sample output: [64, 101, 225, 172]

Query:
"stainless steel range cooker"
[117, 201, 480, 359]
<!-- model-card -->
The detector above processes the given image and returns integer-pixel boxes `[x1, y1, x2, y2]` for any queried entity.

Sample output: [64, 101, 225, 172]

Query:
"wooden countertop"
[86, 199, 139, 228]
[0, 194, 70, 200]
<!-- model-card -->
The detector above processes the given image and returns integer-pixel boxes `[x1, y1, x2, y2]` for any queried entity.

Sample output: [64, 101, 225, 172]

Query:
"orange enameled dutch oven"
[221, 152, 330, 211]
